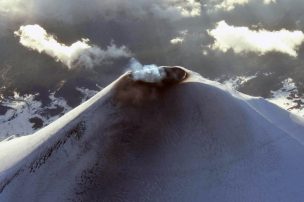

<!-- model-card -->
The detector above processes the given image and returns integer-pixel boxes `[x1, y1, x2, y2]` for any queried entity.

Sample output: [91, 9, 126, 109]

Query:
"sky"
[1, 0, 304, 99]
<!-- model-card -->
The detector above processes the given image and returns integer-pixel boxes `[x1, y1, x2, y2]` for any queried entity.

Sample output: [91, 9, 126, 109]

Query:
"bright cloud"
[170, 37, 184, 44]
[215, 0, 276, 11]
[14, 25, 131, 69]
[208, 21, 304, 57]
[263, 0, 276, 4]
[170, 30, 188, 45]
[174, 0, 201, 17]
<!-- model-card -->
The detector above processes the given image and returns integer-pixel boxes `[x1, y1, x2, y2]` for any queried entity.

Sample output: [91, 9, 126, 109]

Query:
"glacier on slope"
[1, 67, 304, 202]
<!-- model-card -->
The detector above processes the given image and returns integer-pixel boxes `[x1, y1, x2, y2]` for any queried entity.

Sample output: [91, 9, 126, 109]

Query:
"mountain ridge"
[1, 69, 304, 201]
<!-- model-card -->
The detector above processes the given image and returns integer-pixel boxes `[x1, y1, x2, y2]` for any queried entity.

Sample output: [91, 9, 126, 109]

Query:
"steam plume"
[14, 24, 131, 69]
[129, 58, 166, 83]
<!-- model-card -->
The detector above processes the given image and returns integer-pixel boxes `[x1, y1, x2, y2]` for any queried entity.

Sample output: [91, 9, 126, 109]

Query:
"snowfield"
[1, 69, 304, 201]
[0, 88, 98, 141]
[221, 76, 304, 117]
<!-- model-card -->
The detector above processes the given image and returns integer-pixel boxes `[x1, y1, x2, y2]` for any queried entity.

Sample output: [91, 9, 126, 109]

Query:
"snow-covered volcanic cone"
[1, 67, 304, 201]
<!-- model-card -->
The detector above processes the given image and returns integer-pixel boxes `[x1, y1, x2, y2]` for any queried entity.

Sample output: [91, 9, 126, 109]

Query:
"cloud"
[0, 0, 201, 23]
[208, 21, 304, 57]
[170, 37, 184, 45]
[215, 0, 275, 11]
[263, 0, 276, 4]
[170, 30, 188, 45]
[14, 24, 131, 69]
[173, 0, 201, 17]
[215, 0, 249, 11]
[0, 0, 28, 15]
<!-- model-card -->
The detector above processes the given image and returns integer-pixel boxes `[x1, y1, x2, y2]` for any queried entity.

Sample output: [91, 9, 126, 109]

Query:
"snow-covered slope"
[0, 88, 98, 140]
[1, 68, 304, 202]
[220, 76, 304, 117]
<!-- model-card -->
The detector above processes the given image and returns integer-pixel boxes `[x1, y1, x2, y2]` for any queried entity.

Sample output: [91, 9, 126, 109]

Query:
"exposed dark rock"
[29, 121, 86, 173]
[29, 117, 44, 130]
[0, 105, 11, 115]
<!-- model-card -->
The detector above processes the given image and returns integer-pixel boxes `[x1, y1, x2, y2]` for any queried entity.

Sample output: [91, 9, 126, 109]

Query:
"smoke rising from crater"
[129, 58, 166, 83]
[14, 24, 131, 69]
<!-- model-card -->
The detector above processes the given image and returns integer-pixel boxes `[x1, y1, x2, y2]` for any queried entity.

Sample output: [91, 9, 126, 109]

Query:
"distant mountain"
[0, 87, 98, 140]
[1, 68, 304, 202]
[220, 75, 304, 116]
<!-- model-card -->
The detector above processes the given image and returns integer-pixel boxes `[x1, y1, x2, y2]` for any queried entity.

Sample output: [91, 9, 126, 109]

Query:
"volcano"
[1, 67, 304, 202]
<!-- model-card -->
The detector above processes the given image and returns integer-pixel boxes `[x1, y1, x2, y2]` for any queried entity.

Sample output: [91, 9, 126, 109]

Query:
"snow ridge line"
[0, 121, 86, 193]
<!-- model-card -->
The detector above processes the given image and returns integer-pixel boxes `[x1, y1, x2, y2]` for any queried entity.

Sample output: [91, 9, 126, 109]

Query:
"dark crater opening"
[161, 66, 188, 85]
[130, 66, 188, 87]
[114, 66, 188, 106]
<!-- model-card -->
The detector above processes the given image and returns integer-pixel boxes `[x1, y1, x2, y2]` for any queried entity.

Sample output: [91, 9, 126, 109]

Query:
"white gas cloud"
[14, 25, 131, 69]
[129, 58, 166, 83]
[215, 0, 276, 11]
[208, 21, 304, 57]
